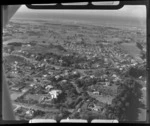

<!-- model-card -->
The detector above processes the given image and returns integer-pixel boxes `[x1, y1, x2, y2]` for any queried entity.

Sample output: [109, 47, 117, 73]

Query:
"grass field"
[120, 43, 143, 62]
[10, 92, 23, 101]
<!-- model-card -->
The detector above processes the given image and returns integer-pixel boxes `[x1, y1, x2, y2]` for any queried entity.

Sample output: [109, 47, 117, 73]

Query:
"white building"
[45, 85, 53, 91]
[104, 82, 110, 86]
[55, 75, 60, 80]
[48, 90, 62, 99]
[90, 75, 95, 79]
[43, 74, 47, 78]
[61, 80, 67, 83]
[93, 91, 99, 95]
[26, 109, 34, 117]
[30, 83, 35, 87]
[27, 44, 31, 47]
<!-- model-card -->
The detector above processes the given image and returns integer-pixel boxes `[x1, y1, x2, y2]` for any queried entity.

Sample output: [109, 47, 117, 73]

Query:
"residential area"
[3, 19, 146, 121]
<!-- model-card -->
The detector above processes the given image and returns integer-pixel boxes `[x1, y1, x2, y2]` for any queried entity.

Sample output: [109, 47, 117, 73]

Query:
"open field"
[120, 43, 143, 62]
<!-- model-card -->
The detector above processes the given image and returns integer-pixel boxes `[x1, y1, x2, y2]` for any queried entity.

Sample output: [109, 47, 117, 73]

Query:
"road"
[13, 102, 59, 113]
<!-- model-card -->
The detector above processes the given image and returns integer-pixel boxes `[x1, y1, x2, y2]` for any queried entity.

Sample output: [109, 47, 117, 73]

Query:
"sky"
[16, 5, 146, 19]
[12, 5, 146, 28]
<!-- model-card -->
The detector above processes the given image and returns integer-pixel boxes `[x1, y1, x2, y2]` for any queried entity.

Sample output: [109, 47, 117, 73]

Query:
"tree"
[140, 51, 146, 60]
[136, 42, 143, 50]
[34, 110, 45, 117]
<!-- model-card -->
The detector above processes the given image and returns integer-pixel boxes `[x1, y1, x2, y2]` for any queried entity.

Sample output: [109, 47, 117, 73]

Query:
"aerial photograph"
[2, 5, 146, 122]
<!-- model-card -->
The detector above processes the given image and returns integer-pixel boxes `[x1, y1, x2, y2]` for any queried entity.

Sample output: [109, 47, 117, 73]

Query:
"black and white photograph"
[2, 1, 148, 123]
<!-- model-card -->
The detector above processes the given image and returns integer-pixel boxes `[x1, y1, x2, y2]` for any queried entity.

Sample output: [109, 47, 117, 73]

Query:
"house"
[27, 44, 31, 47]
[112, 74, 117, 78]
[11, 86, 19, 91]
[104, 82, 110, 86]
[31, 54, 35, 58]
[40, 63, 45, 67]
[42, 96, 53, 102]
[103, 74, 108, 78]
[63, 72, 69, 77]
[131, 59, 136, 63]
[77, 108, 81, 112]
[26, 109, 34, 117]
[55, 75, 60, 80]
[59, 59, 63, 63]
[113, 76, 121, 82]
[48, 90, 62, 99]
[72, 71, 78, 75]
[119, 67, 123, 71]
[22, 88, 28, 93]
[43, 74, 47, 78]
[131, 63, 137, 66]
[90, 75, 95, 79]
[30, 83, 35, 87]
[33, 78, 38, 82]
[45, 85, 53, 91]
[61, 80, 67, 83]
[79, 76, 84, 80]
[93, 91, 99, 95]
[11, 71, 17, 74]
[55, 66, 60, 70]
[14, 61, 18, 64]
[48, 71, 53, 75]
[88, 104, 99, 111]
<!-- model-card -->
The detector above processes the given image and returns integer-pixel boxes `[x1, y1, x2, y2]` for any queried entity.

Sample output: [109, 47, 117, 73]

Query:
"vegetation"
[125, 65, 146, 78]
[7, 42, 22, 47]
[105, 77, 139, 121]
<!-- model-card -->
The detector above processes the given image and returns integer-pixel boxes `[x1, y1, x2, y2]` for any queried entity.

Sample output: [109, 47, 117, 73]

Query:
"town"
[3, 19, 146, 121]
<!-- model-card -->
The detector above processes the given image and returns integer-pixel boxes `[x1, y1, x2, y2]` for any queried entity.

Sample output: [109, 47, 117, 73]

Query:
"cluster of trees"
[7, 42, 22, 47]
[3, 45, 15, 53]
[4, 63, 12, 73]
[48, 44, 67, 52]
[105, 78, 138, 121]
[136, 42, 143, 51]
[15, 96, 24, 103]
[34, 110, 45, 117]
[75, 77, 97, 89]
[69, 99, 106, 121]
[140, 50, 146, 60]
[27, 98, 38, 104]
[54, 92, 67, 104]
[34, 51, 104, 69]
[125, 65, 146, 78]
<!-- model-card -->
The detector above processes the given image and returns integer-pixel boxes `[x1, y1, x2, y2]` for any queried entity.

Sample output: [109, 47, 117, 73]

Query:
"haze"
[12, 5, 146, 28]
